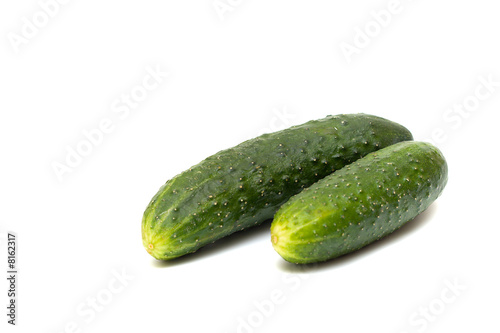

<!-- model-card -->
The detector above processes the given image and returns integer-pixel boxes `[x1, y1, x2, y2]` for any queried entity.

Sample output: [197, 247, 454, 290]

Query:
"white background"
[1, 0, 499, 332]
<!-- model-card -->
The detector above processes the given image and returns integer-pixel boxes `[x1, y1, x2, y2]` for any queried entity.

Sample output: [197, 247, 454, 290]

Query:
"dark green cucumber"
[271, 141, 447, 264]
[142, 114, 413, 260]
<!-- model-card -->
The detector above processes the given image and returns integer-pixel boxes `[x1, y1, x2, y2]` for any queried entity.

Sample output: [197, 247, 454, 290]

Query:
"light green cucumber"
[271, 141, 447, 264]
[142, 114, 413, 260]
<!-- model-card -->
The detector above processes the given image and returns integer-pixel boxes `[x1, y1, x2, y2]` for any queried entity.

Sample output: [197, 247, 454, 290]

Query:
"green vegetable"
[271, 141, 447, 264]
[142, 114, 413, 260]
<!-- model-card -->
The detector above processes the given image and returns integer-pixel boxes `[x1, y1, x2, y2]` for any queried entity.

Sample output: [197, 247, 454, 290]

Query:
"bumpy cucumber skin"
[271, 141, 447, 264]
[142, 114, 413, 260]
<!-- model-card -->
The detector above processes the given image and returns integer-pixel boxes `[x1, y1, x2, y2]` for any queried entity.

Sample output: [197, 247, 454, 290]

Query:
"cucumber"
[142, 114, 413, 260]
[271, 141, 447, 264]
